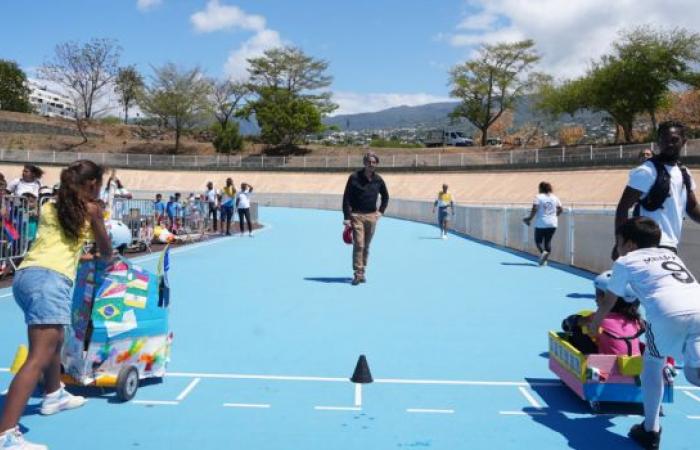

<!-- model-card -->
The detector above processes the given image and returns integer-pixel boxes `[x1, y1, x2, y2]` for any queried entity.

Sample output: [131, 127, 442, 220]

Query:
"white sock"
[641, 354, 665, 432]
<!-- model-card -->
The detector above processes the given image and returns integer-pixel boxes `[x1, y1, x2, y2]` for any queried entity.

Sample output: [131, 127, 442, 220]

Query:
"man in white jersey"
[589, 217, 700, 449]
[614, 121, 700, 255]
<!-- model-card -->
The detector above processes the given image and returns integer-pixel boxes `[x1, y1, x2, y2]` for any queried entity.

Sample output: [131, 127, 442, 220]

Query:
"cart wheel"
[116, 366, 139, 402]
[589, 401, 601, 413]
[139, 242, 147, 252]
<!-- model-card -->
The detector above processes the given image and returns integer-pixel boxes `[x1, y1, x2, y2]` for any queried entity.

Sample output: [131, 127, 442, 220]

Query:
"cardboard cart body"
[548, 331, 674, 412]
[61, 257, 172, 401]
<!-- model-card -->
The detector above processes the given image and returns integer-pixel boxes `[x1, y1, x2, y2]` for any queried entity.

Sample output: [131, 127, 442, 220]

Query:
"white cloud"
[136, 0, 162, 12]
[191, 0, 266, 33]
[190, 2, 284, 81]
[444, 0, 700, 79]
[224, 29, 284, 81]
[331, 92, 452, 116]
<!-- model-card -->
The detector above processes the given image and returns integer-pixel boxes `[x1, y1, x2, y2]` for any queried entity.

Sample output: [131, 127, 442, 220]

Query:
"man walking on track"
[342, 152, 389, 286]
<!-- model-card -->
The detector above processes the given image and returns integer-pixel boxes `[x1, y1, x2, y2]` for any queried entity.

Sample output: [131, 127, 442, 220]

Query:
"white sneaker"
[539, 251, 550, 266]
[40, 386, 87, 415]
[441, 233, 447, 239]
[0, 427, 47, 450]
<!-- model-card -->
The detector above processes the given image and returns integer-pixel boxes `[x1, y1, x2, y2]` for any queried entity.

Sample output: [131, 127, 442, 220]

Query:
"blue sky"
[2, 1, 699, 115]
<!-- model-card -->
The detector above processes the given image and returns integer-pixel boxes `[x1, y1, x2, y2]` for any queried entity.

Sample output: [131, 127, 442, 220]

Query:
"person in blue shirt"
[154, 193, 166, 225]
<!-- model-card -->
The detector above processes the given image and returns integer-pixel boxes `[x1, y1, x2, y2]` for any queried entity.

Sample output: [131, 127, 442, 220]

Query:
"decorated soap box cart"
[548, 331, 675, 412]
[61, 251, 172, 402]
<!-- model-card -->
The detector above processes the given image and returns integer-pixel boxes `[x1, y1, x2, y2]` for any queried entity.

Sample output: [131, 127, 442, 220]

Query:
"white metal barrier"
[1, 139, 698, 170]
[253, 193, 700, 276]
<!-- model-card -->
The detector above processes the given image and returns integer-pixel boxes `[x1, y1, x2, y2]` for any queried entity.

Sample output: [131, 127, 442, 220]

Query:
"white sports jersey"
[237, 189, 252, 209]
[628, 162, 696, 248]
[608, 247, 700, 321]
[533, 193, 561, 228]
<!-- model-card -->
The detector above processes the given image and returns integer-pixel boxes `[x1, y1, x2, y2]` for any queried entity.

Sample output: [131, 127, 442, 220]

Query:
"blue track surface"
[1, 207, 699, 449]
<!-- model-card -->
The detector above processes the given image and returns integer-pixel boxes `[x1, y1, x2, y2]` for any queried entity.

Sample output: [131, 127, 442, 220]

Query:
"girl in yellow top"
[220, 177, 237, 236]
[0, 160, 112, 450]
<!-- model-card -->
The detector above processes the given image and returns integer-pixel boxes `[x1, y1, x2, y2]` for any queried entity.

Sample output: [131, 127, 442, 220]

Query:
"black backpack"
[634, 156, 692, 214]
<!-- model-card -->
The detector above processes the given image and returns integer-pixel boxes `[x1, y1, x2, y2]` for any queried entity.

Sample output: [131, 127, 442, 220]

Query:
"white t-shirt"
[608, 247, 700, 321]
[237, 189, 252, 209]
[628, 161, 696, 247]
[8, 178, 41, 197]
[533, 193, 561, 228]
[205, 188, 219, 204]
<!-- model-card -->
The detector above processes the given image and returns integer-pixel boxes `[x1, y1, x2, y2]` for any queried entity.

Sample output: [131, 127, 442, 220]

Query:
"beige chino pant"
[351, 212, 379, 275]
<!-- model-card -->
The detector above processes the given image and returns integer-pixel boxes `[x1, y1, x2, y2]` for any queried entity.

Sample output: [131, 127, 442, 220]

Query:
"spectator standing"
[8, 164, 43, 197]
[204, 182, 219, 232]
[220, 178, 237, 236]
[342, 152, 389, 285]
[236, 182, 253, 237]
[523, 181, 563, 266]
[614, 121, 700, 255]
[154, 193, 166, 225]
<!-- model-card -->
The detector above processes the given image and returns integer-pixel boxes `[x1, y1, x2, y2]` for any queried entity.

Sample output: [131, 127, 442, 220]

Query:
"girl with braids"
[0, 160, 112, 450]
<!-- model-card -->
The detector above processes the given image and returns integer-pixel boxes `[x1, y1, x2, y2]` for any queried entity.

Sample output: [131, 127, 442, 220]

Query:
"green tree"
[40, 38, 121, 118]
[212, 121, 244, 154]
[613, 26, 700, 134]
[449, 40, 540, 146]
[140, 63, 211, 151]
[243, 87, 322, 147]
[0, 60, 31, 113]
[246, 46, 336, 115]
[115, 65, 144, 124]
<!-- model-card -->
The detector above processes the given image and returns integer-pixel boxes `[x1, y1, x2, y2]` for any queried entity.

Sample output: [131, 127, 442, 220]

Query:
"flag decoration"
[3, 219, 19, 242]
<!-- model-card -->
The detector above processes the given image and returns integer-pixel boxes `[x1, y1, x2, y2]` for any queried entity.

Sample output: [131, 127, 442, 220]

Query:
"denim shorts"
[13, 267, 73, 326]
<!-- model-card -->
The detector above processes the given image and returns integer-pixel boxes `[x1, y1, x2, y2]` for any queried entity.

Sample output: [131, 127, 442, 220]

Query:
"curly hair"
[56, 160, 104, 241]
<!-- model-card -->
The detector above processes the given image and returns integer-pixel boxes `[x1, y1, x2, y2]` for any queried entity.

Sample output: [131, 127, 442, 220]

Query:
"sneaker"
[0, 427, 47, 450]
[249, 234, 254, 238]
[40, 386, 87, 415]
[539, 251, 550, 266]
[351, 276, 361, 286]
[359, 274, 366, 284]
[628, 422, 661, 450]
[442, 233, 447, 240]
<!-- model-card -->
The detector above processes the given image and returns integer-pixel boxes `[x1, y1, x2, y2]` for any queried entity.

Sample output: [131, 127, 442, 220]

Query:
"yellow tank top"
[19, 202, 93, 281]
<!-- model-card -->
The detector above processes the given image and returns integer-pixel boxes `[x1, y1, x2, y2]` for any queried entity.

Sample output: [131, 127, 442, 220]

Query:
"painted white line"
[688, 416, 700, 420]
[1, 389, 7, 395]
[0, 368, 9, 373]
[354, 384, 362, 407]
[223, 403, 270, 409]
[499, 411, 547, 416]
[132, 400, 179, 406]
[176, 377, 201, 401]
[375, 378, 559, 387]
[0, 292, 13, 299]
[314, 406, 361, 411]
[167, 372, 349, 383]
[518, 387, 543, 409]
[406, 408, 454, 414]
[684, 391, 700, 403]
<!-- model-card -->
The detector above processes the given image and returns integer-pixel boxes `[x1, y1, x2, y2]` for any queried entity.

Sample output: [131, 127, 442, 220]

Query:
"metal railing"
[0, 195, 37, 272]
[2, 139, 698, 171]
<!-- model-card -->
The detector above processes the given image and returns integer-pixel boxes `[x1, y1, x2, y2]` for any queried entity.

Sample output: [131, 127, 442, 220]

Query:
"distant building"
[27, 80, 76, 119]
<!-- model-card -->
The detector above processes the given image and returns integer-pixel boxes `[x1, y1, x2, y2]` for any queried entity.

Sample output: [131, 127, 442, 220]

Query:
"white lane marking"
[315, 406, 361, 411]
[684, 391, 700, 403]
[176, 377, 201, 401]
[406, 408, 454, 414]
[2, 367, 699, 390]
[688, 416, 700, 419]
[1, 389, 7, 395]
[132, 400, 179, 406]
[223, 403, 270, 409]
[354, 384, 362, 407]
[499, 411, 547, 416]
[0, 292, 13, 299]
[518, 387, 543, 409]
[167, 372, 348, 383]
